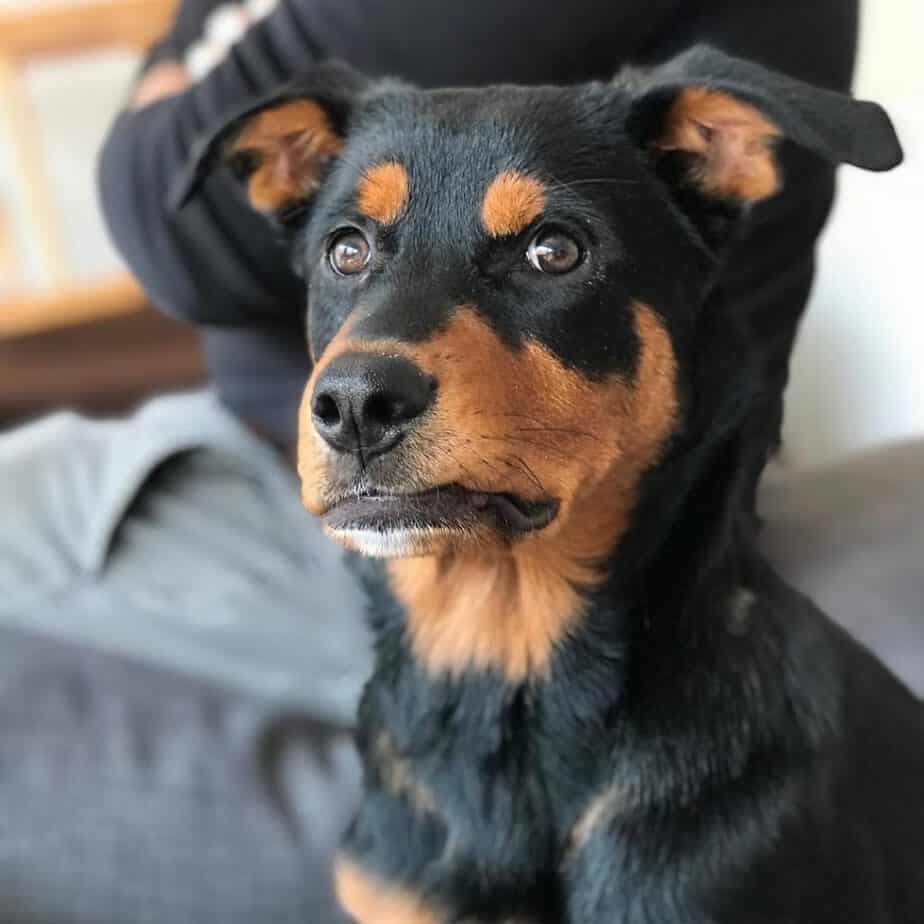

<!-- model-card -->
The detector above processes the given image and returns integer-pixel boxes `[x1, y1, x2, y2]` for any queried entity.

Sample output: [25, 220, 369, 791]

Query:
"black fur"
[184, 46, 920, 923]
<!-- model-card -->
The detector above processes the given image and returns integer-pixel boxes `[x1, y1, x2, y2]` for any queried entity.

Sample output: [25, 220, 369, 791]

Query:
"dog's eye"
[328, 230, 371, 276]
[526, 229, 582, 275]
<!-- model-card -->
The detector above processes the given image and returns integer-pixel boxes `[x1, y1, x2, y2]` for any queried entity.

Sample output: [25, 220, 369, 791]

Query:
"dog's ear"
[172, 62, 368, 222]
[625, 45, 902, 212]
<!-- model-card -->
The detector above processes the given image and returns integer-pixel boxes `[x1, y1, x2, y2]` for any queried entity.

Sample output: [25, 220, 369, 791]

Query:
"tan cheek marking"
[656, 87, 780, 202]
[481, 170, 547, 237]
[296, 306, 676, 681]
[231, 100, 343, 213]
[356, 161, 410, 225]
[334, 856, 444, 924]
[387, 303, 678, 681]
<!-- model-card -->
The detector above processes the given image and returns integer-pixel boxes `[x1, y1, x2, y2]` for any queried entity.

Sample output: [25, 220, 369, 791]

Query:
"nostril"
[312, 392, 342, 429]
[365, 392, 406, 426]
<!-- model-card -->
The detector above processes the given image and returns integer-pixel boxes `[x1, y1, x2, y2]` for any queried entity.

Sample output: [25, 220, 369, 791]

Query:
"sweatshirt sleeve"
[97, 0, 326, 326]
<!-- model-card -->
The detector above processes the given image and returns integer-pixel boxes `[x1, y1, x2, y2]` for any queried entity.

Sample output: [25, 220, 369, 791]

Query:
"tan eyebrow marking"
[481, 170, 547, 237]
[356, 161, 410, 225]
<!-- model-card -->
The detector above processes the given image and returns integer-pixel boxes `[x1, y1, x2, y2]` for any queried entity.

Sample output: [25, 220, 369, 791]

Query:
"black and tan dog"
[183, 46, 923, 923]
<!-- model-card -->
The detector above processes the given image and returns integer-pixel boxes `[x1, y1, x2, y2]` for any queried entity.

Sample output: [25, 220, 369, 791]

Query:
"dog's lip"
[321, 484, 558, 537]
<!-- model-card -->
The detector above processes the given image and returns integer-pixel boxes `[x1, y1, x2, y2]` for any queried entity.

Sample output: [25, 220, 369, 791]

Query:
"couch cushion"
[760, 439, 924, 696]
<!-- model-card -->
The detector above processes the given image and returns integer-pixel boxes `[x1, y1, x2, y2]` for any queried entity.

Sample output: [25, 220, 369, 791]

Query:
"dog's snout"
[311, 352, 434, 456]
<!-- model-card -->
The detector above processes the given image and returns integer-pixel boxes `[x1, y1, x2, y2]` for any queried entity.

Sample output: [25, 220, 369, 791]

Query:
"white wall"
[0, 0, 138, 292]
[0, 51, 137, 293]
[779, 0, 924, 469]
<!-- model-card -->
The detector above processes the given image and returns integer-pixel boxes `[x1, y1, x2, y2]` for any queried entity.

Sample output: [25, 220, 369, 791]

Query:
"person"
[5, 1, 903, 922]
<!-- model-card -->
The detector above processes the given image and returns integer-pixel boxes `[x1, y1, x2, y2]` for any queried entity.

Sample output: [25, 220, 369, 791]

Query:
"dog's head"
[183, 47, 900, 566]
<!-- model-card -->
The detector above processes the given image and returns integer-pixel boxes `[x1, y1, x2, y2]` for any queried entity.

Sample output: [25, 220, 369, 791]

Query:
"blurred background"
[0, 0, 204, 428]
[0, 0, 922, 462]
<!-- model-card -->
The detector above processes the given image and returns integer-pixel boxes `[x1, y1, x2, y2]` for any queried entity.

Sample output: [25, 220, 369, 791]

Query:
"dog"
[181, 46, 923, 923]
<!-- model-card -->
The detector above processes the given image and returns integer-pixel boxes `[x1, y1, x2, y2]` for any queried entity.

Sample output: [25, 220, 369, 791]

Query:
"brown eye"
[329, 230, 371, 275]
[526, 229, 582, 274]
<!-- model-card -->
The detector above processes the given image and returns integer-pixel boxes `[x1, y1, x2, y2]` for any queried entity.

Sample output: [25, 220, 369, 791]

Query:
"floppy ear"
[172, 62, 368, 221]
[626, 45, 902, 210]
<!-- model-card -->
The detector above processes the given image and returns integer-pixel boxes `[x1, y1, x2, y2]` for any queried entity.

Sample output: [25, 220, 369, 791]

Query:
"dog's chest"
[347, 653, 602, 916]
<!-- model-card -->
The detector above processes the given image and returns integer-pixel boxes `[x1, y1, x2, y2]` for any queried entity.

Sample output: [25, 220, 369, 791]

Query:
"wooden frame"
[0, 0, 179, 60]
[0, 0, 177, 339]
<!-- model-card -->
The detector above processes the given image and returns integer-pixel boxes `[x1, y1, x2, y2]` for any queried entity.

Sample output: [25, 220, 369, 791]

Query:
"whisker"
[479, 413, 598, 441]
[543, 171, 645, 197]
[551, 177, 643, 188]
[502, 456, 546, 496]
[511, 426, 599, 442]
[462, 438, 504, 477]
[444, 446, 479, 486]
[487, 412, 551, 425]
[479, 434, 572, 457]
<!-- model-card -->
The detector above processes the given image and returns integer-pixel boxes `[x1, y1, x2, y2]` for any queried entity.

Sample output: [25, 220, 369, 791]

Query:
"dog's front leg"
[334, 854, 447, 924]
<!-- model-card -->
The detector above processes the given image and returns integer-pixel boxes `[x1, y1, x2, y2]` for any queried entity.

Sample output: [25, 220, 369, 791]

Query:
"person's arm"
[97, 0, 328, 327]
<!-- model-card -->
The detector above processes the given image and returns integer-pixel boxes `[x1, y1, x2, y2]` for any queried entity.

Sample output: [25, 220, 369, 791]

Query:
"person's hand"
[132, 60, 191, 109]
[131, 0, 278, 110]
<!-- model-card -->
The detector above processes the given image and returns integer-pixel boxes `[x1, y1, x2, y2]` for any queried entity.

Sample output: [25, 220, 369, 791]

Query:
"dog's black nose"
[311, 352, 434, 456]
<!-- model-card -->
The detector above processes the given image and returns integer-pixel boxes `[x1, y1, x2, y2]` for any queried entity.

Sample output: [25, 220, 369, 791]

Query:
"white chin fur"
[326, 526, 445, 559]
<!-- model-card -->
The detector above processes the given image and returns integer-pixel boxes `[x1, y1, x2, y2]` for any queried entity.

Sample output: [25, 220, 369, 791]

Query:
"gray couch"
[0, 439, 920, 924]
[760, 439, 924, 695]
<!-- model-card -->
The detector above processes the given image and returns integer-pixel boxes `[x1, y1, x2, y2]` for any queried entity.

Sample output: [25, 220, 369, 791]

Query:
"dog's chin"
[323, 523, 472, 559]
[318, 484, 558, 559]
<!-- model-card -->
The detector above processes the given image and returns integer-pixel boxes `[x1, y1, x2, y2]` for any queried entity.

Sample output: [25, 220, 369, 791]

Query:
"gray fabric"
[0, 391, 372, 725]
[0, 394, 920, 922]
[0, 626, 358, 924]
[759, 439, 924, 696]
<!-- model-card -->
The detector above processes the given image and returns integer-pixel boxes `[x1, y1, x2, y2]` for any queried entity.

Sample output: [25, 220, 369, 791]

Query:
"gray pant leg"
[0, 627, 358, 924]
[0, 393, 372, 720]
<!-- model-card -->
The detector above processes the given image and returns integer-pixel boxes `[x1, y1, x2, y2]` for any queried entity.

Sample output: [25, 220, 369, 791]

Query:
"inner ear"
[228, 99, 344, 215]
[654, 88, 781, 203]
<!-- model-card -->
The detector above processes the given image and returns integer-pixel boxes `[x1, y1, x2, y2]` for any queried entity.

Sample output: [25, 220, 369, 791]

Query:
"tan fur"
[373, 731, 437, 816]
[334, 856, 443, 924]
[298, 303, 677, 680]
[564, 782, 633, 862]
[481, 171, 547, 237]
[656, 87, 781, 202]
[387, 304, 677, 679]
[231, 100, 343, 213]
[357, 162, 410, 225]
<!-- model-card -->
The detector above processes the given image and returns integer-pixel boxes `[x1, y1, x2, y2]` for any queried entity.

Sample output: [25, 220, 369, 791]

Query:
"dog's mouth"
[321, 484, 558, 558]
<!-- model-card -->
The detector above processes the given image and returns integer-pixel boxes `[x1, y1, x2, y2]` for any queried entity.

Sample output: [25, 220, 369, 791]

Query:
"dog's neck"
[386, 479, 636, 684]
[385, 421, 758, 688]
